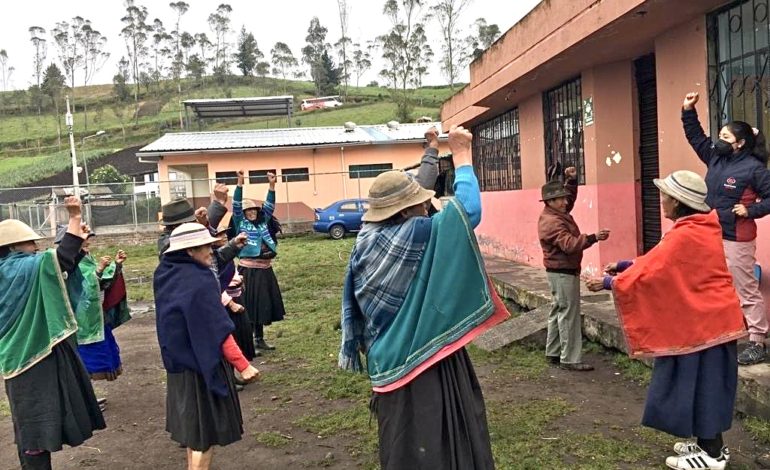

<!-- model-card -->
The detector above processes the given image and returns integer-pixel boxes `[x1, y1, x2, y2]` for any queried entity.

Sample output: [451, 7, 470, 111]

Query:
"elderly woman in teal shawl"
[339, 126, 508, 470]
[0, 197, 105, 470]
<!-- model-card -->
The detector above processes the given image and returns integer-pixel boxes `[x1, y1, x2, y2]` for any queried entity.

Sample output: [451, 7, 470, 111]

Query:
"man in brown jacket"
[538, 166, 609, 371]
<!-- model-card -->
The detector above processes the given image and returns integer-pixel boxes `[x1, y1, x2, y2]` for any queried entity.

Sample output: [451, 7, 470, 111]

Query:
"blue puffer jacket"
[682, 108, 770, 242]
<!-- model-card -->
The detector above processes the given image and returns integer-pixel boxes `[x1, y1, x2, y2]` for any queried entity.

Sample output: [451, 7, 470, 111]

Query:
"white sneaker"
[666, 448, 727, 469]
[673, 442, 730, 462]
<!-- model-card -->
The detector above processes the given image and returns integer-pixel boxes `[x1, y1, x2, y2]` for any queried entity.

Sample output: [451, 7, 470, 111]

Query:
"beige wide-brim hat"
[166, 223, 220, 253]
[653, 170, 711, 213]
[242, 199, 261, 211]
[0, 219, 43, 247]
[362, 171, 435, 223]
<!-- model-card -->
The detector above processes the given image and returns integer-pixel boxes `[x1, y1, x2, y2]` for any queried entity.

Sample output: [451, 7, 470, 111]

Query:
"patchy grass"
[468, 342, 549, 381]
[91, 243, 158, 303]
[0, 398, 10, 418]
[294, 406, 378, 467]
[584, 341, 652, 385]
[255, 431, 293, 448]
[743, 416, 770, 445]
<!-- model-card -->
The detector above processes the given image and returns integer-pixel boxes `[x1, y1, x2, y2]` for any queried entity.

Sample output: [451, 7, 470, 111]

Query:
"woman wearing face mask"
[682, 92, 770, 365]
[233, 170, 285, 352]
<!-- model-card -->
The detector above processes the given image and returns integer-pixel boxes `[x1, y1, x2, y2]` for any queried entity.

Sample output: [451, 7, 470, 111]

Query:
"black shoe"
[235, 384, 244, 393]
[255, 339, 275, 350]
[559, 362, 594, 371]
[546, 356, 560, 365]
[96, 397, 107, 405]
[738, 341, 766, 365]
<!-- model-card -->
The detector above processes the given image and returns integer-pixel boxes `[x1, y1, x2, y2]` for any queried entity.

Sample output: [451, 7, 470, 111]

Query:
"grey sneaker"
[738, 341, 766, 365]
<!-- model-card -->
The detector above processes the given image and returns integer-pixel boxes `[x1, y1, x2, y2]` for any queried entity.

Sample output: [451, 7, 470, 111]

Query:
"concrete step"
[480, 254, 770, 421]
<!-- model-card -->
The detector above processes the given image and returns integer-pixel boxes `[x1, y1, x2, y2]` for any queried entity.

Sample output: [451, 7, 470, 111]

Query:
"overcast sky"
[1, 0, 541, 90]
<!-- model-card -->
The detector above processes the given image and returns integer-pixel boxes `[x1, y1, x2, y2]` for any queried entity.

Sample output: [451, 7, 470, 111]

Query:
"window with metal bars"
[471, 108, 522, 191]
[249, 169, 276, 184]
[349, 163, 393, 179]
[707, 0, 770, 141]
[215, 171, 238, 184]
[281, 168, 310, 182]
[543, 77, 585, 184]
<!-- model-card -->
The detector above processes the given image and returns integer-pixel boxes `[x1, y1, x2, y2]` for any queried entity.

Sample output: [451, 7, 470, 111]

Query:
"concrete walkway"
[476, 254, 770, 421]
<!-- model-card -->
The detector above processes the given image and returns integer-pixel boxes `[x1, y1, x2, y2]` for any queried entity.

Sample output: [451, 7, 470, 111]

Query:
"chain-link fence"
[0, 171, 381, 236]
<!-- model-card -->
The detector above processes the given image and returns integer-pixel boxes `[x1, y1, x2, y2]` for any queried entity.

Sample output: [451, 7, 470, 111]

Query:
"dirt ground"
[1, 310, 768, 469]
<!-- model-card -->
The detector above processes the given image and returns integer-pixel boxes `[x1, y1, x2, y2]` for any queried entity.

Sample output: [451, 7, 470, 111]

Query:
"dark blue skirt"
[643, 341, 737, 439]
[77, 325, 122, 380]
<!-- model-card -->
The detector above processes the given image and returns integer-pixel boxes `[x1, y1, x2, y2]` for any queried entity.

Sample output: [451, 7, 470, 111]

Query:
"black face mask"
[714, 139, 735, 156]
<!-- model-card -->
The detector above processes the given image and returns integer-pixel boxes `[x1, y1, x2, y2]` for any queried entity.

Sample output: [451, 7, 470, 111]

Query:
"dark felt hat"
[160, 198, 196, 226]
[540, 181, 571, 202]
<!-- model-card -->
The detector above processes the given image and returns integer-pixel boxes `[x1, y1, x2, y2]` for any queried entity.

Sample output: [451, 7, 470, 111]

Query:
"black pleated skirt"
[371, 348, 495, 470]
[165, 360, 243, 451]
[240, 266, 285, 327]
[643, 341, 738, 439]
[228, 297, 257, 361]
[5, 336, 106, 452]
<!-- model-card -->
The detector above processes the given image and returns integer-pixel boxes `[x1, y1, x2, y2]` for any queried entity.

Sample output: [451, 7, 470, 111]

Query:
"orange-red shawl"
[613, 211, 746, 358]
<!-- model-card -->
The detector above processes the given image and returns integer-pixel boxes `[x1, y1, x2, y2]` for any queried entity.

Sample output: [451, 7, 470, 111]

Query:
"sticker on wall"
[583, 97, 594, 126]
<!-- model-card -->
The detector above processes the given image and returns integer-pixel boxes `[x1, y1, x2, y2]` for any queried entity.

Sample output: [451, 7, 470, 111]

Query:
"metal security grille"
[707, 0, 770, 140]
[635, 54, 662, 253]
[543, 78, 585, 184]
[471, 108, 521, 191]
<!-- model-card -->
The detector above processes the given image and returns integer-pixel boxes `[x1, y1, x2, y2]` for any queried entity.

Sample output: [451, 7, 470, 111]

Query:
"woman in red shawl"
[586, 170, 746, 470]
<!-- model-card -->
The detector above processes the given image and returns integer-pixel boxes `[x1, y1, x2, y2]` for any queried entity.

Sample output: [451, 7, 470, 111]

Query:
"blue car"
[313, 198, 369, 239]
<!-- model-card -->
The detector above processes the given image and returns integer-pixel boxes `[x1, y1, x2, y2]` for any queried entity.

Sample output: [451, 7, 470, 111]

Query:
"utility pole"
[66, 96, 80, 197]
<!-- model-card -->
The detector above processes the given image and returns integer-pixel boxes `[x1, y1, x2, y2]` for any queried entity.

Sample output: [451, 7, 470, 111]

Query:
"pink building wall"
[156, 141, 449, 211]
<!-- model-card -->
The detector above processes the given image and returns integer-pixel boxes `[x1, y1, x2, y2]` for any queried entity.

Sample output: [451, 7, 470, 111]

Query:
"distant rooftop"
[183, 96, 293, 120]
[137, 122, 445, 158]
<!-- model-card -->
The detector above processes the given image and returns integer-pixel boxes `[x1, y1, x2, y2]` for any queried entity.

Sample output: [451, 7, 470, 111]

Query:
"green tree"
[378, 0, 428, 122]
[271, 42, 298, 93]
[235, 26, 262, 76]
[317, 50, 340, 96]
[208, 3, 233, 75]
[302, 17, 331, 95]
[112, 57, 131, 102]
[41, 63, 66, 148]
[91, 164, 131, 194]
[29, 26, 47, 115]
[120, 0, 151, 122]
[351, 42, 372, 88]
[185, 54, 206, 82]
[432, 0, 472, 90]
[467, 18, 500, 60]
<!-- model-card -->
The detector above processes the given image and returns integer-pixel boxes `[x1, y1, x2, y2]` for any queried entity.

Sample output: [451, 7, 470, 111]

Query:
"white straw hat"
[653, 170, 710, 213]
[166, 223, 219, 253]
[0, 219, 43, 247]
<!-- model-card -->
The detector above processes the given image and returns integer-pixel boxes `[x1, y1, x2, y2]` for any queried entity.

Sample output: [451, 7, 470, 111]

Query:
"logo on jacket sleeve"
[724, 177, 737, 190]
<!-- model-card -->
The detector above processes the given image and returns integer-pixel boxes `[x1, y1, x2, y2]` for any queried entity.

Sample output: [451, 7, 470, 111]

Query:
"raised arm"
[232, 170, 245, 227]
[415, 126, 440, 190]
[448, 126, 482, 227]
[56, 196, 85, 273]
[681, 92, 718, 165]
[260, 172, 277, 221]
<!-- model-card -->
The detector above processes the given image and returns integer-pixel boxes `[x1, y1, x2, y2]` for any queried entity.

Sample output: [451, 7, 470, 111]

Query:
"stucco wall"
[156, 141, 450, 210]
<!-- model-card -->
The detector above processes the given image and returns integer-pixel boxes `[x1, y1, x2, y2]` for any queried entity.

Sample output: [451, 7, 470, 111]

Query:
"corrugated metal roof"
[137, 122, 444, 155]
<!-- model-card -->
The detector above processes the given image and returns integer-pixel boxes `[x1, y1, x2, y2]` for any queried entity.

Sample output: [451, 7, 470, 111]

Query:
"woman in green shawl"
[0, 197, 105, 469]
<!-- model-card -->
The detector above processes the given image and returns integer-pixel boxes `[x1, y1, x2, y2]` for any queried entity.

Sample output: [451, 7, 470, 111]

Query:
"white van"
[300, 96, 344, 111]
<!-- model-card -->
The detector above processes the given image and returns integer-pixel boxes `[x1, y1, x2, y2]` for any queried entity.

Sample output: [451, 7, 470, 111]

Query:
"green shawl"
[366, 199, 495, 387]
[0, 250, 79, 379]
[66, 254, 105, 344]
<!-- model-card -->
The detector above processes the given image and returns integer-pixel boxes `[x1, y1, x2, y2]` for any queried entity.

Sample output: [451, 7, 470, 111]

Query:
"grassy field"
[0, 78, 451, 189]
[87, 235, 770, 468]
